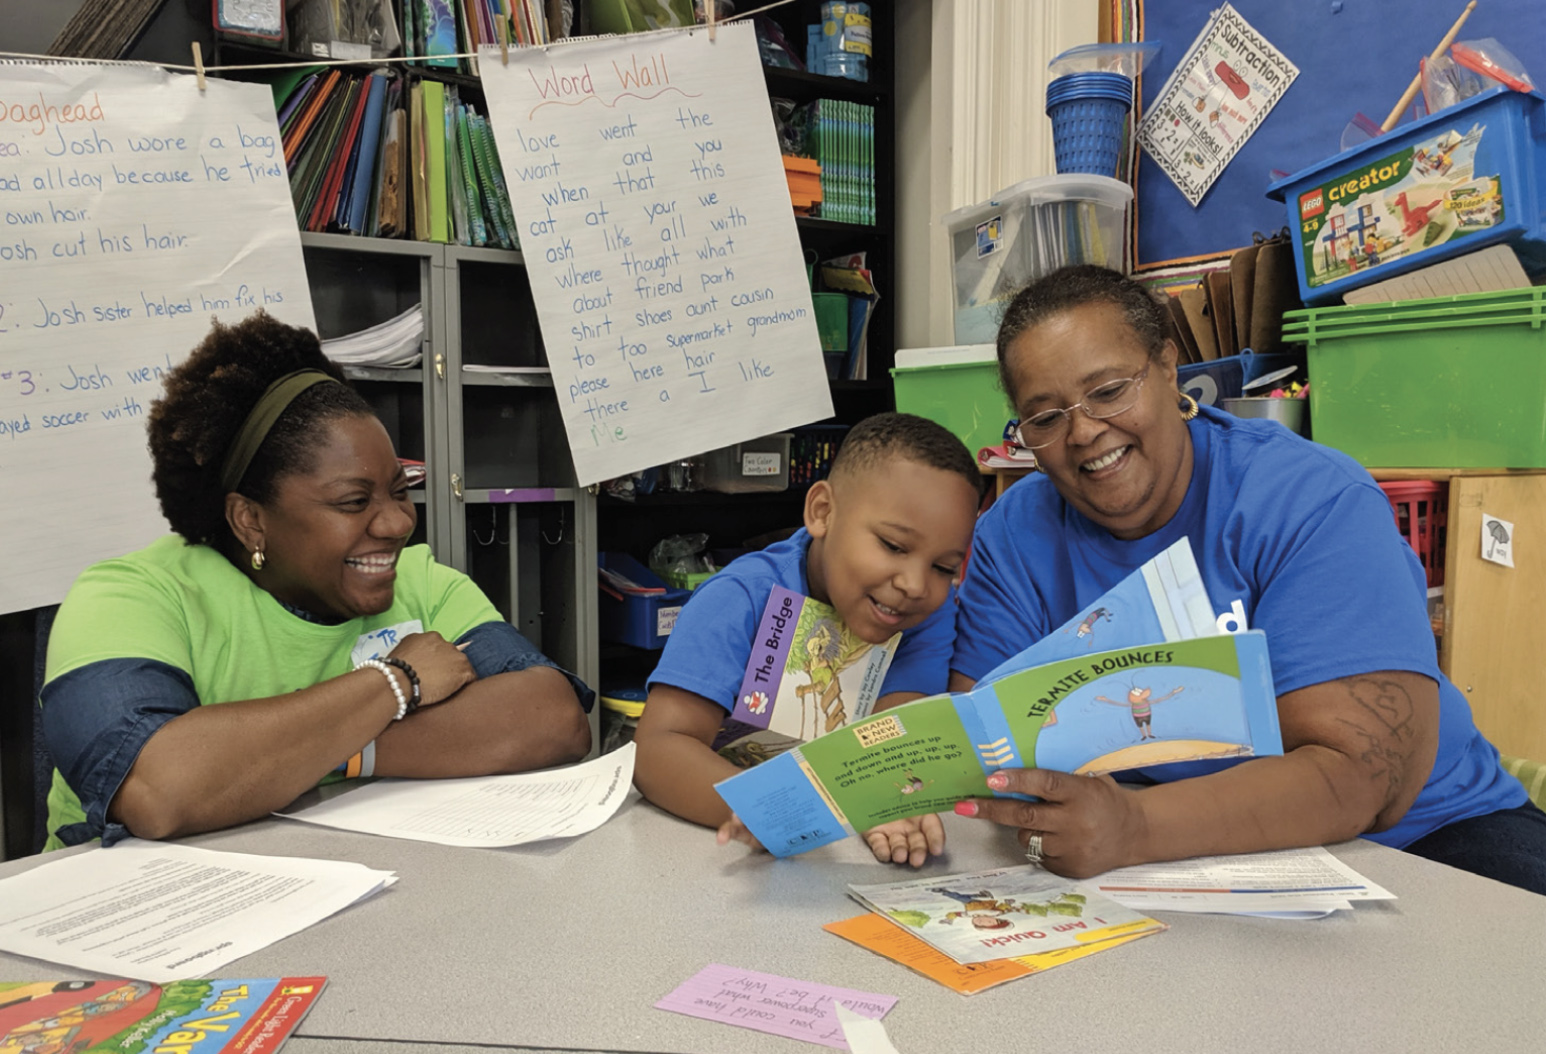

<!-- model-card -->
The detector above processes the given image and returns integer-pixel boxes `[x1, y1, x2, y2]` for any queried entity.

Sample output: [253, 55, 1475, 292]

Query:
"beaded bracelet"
[356, 659, 411, 721]
[379, 656, 422, 706]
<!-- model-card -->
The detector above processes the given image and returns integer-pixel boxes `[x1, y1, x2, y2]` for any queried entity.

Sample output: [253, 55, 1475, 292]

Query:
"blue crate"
[598, 553, 690, 650]
[1178, 351, 1297, 408]
[1266, 87, 1546, 305]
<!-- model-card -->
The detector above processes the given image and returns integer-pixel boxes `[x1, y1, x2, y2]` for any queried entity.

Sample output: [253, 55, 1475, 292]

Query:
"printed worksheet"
[0, 843, 392, 981]
[277, 743, 635, 847]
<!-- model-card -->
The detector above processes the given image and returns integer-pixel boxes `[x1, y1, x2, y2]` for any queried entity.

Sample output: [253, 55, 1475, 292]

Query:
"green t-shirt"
[43, 535, 501, 850]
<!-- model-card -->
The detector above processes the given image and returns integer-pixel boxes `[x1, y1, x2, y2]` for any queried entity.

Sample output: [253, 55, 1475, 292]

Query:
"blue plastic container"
[1266, 87, 1546, 306]
[1046, 72, 1132, 177]
[1177, 350, 1297, 408]
[598, 553, 690, 650]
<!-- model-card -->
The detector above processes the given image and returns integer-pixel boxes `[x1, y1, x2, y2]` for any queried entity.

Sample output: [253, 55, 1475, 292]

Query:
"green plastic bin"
[890, 345, 1012, 456]
[1283, 287, 1546, 468]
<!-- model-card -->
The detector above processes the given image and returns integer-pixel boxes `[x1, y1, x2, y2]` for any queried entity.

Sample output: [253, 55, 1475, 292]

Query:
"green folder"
[422, 80, 449, 242]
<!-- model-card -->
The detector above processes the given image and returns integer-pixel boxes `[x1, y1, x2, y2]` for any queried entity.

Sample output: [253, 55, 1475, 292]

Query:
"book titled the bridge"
[0, 977, 326, 1054]
[713, 585, 899, 767]
[715, 538, 1283, 857]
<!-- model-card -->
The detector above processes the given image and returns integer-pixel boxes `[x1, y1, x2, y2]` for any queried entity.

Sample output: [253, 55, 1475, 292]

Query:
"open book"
[715, 539, 1283, 857]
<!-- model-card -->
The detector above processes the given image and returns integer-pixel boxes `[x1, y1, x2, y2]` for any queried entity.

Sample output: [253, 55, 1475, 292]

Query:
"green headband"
[219, 369, 341, 493]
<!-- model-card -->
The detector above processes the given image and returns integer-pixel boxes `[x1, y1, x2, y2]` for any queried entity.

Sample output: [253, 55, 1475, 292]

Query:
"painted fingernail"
[954, 801, 978, 817]
[986, 773, 1008, 790]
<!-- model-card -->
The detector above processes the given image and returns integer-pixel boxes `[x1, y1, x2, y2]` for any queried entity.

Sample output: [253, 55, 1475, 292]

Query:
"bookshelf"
[298, 232, 601, 715]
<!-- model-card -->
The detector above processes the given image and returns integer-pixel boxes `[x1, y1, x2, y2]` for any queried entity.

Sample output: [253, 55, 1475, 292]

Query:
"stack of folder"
[808, 99, 874, 226]
[278, 69, 519, 248]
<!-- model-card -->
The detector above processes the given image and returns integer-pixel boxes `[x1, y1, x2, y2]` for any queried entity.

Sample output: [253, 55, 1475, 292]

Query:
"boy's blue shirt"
[647, 527, 958, 711]
[953, 406, 1526, 849]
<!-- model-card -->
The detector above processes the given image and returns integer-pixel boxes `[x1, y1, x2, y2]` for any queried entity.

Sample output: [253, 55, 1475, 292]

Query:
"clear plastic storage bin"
[700, 433, 793, 493]
[943, 174, 1133, 345]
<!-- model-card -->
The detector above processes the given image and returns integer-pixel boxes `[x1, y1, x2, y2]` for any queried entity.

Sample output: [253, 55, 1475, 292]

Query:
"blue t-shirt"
[953, 406, 1525, 848]
[648, 528, 957, 712]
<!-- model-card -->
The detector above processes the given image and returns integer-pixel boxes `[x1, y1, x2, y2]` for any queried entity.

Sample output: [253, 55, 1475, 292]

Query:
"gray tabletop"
[1, 795, 1542, 1053]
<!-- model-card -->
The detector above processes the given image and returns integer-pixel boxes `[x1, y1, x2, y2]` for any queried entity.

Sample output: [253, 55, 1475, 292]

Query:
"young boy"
[633, 413, 983, 867]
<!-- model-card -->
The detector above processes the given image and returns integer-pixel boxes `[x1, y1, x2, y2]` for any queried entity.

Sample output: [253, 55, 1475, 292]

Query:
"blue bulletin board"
[1134, 0, 1546, 265]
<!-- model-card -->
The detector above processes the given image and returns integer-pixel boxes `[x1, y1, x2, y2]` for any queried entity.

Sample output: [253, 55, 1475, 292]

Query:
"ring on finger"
[1024, 832, 1044, 865]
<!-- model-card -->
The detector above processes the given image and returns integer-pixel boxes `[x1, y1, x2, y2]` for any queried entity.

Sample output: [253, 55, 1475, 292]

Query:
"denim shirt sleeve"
[456, 620, 596, 712]
[40, 658, 199, 848]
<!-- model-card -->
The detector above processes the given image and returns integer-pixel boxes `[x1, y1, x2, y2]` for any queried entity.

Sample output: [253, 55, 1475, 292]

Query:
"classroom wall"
[895, 0, 1099, 348]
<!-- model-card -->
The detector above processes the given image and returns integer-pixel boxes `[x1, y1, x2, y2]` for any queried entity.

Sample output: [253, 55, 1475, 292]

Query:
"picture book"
[714, 586, 899, 767]
[715, 539, 1282, 857]
[0, 977, 325, 1054]
[824, 912, 1162, 995]
[846, 865, 1165, 966]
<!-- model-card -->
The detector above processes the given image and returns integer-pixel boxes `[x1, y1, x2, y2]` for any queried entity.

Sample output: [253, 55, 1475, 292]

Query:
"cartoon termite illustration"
[1066, 606, 1113, 648]
[893, 770, 933, 796]
[1094, 682, 1186, 741]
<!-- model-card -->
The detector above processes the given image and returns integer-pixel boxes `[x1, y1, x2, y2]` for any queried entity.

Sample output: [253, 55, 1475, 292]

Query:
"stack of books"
[809, 99, 874, 226]
[278, 70, 519, 248]
[828, 866, 1166, 995]
[404, 0, 558, 74]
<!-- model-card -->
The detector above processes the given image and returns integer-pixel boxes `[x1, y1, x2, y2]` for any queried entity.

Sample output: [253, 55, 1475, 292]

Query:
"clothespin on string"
[191, 41, 207, 92]
[498, 18, 509, 66]
[706, 1, 717, 42]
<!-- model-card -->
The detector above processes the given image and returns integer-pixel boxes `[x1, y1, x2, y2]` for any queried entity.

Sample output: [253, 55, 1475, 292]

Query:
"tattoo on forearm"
[1333, 677, 1416, 801]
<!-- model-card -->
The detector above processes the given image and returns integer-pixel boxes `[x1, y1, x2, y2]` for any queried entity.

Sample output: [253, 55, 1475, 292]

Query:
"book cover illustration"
[847, 865, 1163, 966]
[0, 976, 325, 1054]
[716, 586, 899, 767]
[715, 540, 1283, 857]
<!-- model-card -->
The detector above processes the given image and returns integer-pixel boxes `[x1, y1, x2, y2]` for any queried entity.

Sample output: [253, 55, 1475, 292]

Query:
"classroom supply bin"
[1379, 481, 1448, 589]
[598, 687, 648, 754]
[1221, 396, 1307, 436]
[598, 553, 690, 650]
[1266, 87, 1546, 306]
[891, 344, 1009, 456]
[1283, 286, 1546, 468]
[1176, 350, 1297, 408]
[1045, 71, 1133, 177]
[700, 433, 793, 494]
[943, 175, 1133, 345]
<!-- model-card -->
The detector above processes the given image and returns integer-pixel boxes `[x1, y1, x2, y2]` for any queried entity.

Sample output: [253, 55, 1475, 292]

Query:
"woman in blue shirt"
[950, 266, 1545, 895]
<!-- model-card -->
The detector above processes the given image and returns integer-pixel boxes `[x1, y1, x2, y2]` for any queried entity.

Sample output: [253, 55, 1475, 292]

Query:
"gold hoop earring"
[1178, 392, 1200, 421]
[251, 549, 266, 571]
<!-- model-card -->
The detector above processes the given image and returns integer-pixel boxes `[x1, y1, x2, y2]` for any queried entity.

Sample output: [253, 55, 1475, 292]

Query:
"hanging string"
[0, 0, 796, 77]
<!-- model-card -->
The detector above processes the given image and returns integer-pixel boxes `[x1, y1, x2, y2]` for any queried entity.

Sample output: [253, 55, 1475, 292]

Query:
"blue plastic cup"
[1045, 72, 1133, 177]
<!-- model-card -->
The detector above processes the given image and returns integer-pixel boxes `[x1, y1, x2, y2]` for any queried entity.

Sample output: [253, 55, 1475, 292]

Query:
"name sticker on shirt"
[351, 620, 424, 664]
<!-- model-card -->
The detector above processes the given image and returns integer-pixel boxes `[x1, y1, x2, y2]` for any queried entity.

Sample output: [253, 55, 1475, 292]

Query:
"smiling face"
[232, 414, 416, 620]
[804, 457, 979, 645]
[1003, 302, 1194, 540]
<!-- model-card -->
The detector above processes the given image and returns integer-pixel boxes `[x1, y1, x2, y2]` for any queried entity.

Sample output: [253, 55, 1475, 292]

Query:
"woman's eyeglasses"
[1011, 364, 1152, 450]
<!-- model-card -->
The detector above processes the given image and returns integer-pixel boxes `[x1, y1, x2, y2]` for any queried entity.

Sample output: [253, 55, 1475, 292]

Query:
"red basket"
[1379, 481, 1448, 588]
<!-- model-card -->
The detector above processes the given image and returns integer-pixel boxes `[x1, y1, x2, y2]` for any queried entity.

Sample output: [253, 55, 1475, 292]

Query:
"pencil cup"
[1045, 72, 1133, 177]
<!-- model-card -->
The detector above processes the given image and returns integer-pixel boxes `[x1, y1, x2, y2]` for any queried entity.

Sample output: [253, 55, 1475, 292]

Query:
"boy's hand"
[862, 814, 945, 868]
[716, 813, 766, 852]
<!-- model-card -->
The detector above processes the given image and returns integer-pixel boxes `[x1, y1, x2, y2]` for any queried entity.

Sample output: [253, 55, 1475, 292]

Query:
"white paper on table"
[1087, 846, 1394, 916]
[0, 841, 394, 982]
[277, 742, 636, 847]
[835, 1002, 903, 1054]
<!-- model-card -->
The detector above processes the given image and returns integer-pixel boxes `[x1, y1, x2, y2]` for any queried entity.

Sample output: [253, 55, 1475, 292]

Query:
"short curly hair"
[829, 412, 984, 500]
[147, 312, 374, 549]
[995, 265, 1169, 401]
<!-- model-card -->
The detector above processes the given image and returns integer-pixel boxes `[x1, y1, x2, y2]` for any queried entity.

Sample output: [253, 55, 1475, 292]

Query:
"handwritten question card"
[0, 63, 314, 613]
[655, 964, 896, 1050]
[478, 22, 833, 486]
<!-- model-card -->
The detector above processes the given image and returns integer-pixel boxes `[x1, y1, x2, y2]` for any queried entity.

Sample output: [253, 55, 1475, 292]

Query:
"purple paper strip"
[730, 585, 801, 728]
[655, 963, 896, 1051]
[488, 488, 557, 503]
